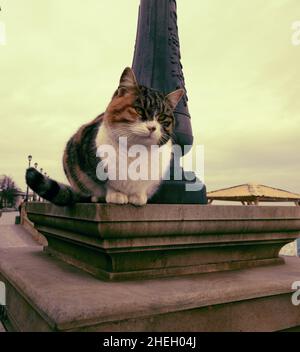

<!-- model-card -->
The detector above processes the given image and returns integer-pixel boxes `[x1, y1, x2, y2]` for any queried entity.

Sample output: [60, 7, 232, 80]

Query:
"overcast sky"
[0, 0, 300, 193]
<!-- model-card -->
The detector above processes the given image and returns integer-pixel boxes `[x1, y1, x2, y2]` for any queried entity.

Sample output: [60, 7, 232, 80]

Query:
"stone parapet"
[0, 246, 300, 332]
[26, 203, 300, 280]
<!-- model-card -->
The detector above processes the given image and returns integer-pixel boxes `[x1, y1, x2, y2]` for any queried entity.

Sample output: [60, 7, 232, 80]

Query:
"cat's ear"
[165, 89, 185, 110]
[118, 67, 138, 96]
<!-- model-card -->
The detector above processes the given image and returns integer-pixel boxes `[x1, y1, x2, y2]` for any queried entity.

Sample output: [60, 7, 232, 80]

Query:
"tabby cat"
[26, 67, 184, 206]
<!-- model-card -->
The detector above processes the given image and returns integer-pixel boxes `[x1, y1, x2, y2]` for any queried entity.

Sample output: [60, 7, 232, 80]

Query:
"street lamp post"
[25, 155, 32, 201]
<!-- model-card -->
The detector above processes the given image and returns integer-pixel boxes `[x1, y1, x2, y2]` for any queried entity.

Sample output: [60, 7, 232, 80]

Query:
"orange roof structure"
[207, 183, 300, 205]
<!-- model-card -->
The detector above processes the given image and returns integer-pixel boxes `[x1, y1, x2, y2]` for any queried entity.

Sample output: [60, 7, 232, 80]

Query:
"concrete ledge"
[20, 205, 47, 246]
[0, 246, 300, 332]
[26, 203, 300, 280]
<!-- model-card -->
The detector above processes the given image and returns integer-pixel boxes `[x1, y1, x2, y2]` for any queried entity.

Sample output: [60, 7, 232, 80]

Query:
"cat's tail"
[25, 168, 90, 206]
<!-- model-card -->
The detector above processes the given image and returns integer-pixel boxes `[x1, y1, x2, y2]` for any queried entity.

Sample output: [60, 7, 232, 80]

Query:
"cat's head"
[104, 67, 184, 146]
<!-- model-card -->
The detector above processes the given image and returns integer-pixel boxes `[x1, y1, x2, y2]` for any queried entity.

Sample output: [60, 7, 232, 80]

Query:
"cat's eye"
[158, 116, 172, 126]
[163, 121, 172, 127]
[158, 115, 165, 122]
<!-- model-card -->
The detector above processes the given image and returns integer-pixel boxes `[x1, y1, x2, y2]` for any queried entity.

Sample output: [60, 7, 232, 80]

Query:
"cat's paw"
[106, 191, 128, 205]
[128, 194, 148, 206]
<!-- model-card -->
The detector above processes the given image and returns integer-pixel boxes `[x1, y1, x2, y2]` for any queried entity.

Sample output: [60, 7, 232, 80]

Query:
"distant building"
[207, 183, 300, 206]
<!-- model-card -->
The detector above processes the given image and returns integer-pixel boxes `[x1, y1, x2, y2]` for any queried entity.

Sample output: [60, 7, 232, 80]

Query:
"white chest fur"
[95, 124, 172, 205]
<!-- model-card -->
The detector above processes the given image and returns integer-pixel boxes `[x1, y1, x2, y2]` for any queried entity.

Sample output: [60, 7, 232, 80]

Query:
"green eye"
[158, 115, 172, 126]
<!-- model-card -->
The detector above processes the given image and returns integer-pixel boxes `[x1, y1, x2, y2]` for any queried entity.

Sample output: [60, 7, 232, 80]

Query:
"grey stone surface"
[26, 203, 300, 280]
[0, 245, 300, 331]
[0, 212, 18, 225]
[3, 203, 297, 331]
[0, 225, 39, 249]
[0, 322, 5, 332]
[0, 211, 38, 249]
[26, 202, 300, 223]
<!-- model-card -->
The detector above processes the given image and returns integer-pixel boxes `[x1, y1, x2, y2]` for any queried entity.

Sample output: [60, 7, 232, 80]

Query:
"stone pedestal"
[25, 203, 300, 281]
[0, 246, 300, 332]
[1, 203, 300, 332]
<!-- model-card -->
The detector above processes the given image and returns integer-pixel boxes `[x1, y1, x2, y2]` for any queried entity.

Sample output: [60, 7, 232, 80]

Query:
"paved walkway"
[0, 212, 18, 225]
[0, 212, 39, 332]
[0, 212, 38, 249]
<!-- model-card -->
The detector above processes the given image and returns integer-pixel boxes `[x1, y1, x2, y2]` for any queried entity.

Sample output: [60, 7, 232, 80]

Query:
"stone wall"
[20, 204, 47, 246]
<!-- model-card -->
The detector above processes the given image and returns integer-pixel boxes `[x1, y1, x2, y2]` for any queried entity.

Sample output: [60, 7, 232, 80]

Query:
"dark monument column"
[132, 0, 192, 149]
[132, 0, 207, 204]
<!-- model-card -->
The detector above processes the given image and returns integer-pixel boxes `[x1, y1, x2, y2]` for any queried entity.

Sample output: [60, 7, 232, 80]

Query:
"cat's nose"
[147, 126, 157, 133]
